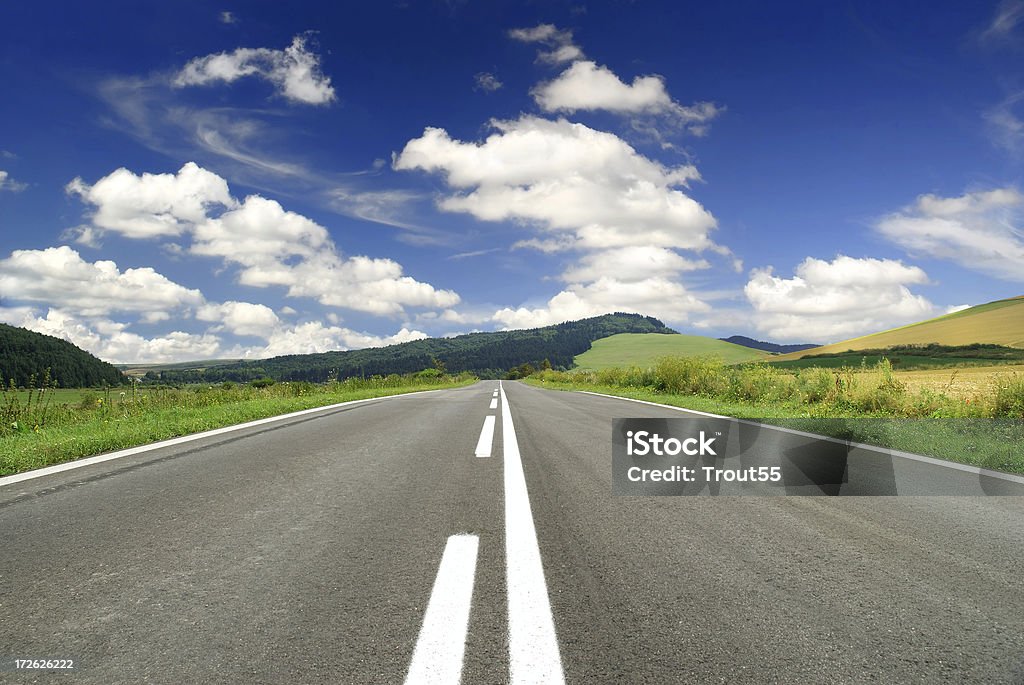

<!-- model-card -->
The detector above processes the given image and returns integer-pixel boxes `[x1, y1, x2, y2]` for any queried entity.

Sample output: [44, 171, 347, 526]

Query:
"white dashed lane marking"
[405, 534, 480, 684]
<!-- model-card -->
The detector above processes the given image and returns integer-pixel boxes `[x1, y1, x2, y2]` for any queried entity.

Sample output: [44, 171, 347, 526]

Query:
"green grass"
[524, 379, 1024, 474]
[574, 333, 768, 370]
[0, 375, 476, 476]
[525, 358, 1024, 474]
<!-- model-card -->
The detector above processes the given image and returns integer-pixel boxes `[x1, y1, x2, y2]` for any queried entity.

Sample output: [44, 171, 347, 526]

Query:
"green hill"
[146, 313, 675, 383]
[573, 333, 770, 370]
[774, 296, 1024, 361]
[0, 323, 127, 388]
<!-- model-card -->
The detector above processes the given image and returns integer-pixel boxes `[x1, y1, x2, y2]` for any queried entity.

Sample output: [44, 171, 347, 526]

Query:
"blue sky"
[1, 1, 1023, 363]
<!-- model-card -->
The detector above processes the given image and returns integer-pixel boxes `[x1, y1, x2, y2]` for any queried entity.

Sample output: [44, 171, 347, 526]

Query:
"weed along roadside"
[525, 355, 1024, 474]
[0, 372, 477, 477]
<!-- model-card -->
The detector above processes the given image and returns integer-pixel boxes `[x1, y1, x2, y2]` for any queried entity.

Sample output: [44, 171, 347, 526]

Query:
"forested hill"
[148, 313, 675, 383]
[0, 323, 127, 388]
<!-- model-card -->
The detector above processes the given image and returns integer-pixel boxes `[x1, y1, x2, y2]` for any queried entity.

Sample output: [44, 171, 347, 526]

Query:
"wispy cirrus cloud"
[984, 91, 1024, 155]
[0, 170, 27, 192]
[509, 23, 584, 64]
[875, 186, 1024, 282]
[473, 72, 503, 92]
[976, 0, 1024, 46]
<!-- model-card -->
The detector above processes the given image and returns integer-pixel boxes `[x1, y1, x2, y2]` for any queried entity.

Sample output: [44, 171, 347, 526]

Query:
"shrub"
[653, 356, 727, 396]
[728, 363, 788, 403]
[992, 373, 1024, 418]
[795, 368, 835, 404]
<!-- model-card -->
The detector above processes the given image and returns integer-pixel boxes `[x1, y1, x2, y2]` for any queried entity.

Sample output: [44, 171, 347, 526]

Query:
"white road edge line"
[499, 381, 566, 684]
[489, 398, 498, 410]
[405, 534, 480, 685]
[475, 415, 496, 458]
[577, 390, 1024, 485]
[0, 387, 449, 489]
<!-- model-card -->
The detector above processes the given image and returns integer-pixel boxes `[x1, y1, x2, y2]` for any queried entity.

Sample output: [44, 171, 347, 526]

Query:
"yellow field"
[892, 364, 1024, 400]
[774, 296, 1024, 361]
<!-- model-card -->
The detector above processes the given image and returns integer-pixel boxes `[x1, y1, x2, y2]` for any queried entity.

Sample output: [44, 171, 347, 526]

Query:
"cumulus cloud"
[493, 276, 709, 329]
[0, 307, 224, 365]
[394, 116, 716, 252]
[0, 246, 203, 317]
[744, 255, 937, 342]
[174, 34, 336, 105]
[66, 162, 235, 240]
[196, 300, 281, 337]
[253, 322, 428, 358]
[562, 246, 709, 283]
[395, 116, 728, 330]
[69, 163, 460, 316]
[0, 302, 431, 364]
[875, 186, 1024, 282]
[508, 23, 584, 64]
[532, 60, 722, 131]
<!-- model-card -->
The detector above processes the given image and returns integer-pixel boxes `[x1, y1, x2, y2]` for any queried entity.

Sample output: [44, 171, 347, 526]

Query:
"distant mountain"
[772, 296, 1024, 361]
[147, 312, 675, 383]
[720, 335, 819, 354]
[0, 323, 127, 388]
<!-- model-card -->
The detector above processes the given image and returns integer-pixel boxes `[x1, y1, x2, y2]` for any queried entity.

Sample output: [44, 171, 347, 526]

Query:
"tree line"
[0, 324, 127, 388]
[146, 313, 674, 384]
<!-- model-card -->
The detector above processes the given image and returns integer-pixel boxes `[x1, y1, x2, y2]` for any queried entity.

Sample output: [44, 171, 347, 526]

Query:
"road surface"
[1, 380, 1022, 683]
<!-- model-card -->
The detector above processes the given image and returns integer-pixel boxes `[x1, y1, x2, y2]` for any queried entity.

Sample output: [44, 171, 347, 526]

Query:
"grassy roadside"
[523, 375, 1024, 475]
[1, 375, 476, 477]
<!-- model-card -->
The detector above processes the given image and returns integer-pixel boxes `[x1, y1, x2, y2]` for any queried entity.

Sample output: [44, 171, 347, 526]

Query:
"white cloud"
[174, 34, 336, 105]
[0, 170, 27, 192]
[219, 11, 237, 24]
[978, 0, 1024, 44]
[0, 307, 223, 365]
[69, 163, 461, 316]
[474, 72, 503, 92]
[492, 276, 709, 329]
[66, 162, 235, 239]
[396, 116, 728, 331]
[196, 300, 281, 337]
[394, 116, 716, 252]
[235, 322, 428, 358]
[508, 23, 584, 64]
[0, 303, 432, 364]
[984, 91, 1024, 155]
[562, 246, 709, 283]
[875, 186, 1024, 281]
[532, 60, 722, 131]
[744, 255, 937, 342]
[0, 246, 203, 317]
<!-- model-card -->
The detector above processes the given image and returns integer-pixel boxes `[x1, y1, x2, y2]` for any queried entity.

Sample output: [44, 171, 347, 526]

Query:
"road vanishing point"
[2, 380, 1022, 683]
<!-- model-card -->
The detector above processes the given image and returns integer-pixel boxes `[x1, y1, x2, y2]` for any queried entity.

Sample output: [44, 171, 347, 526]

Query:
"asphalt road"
[1, 380, 1022, 684]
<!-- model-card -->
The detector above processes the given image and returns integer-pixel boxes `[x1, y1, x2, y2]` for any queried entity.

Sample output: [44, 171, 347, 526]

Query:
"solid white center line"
[475, 415, 496, 458]
[489, 397, 498, 409]
[405, 534, 480, 685]
[499, 381, 565, 684]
